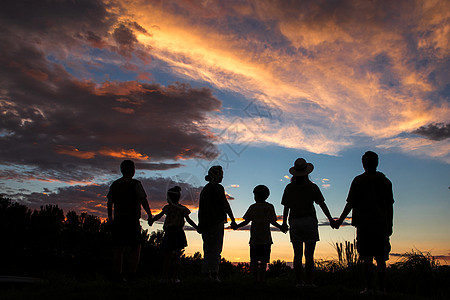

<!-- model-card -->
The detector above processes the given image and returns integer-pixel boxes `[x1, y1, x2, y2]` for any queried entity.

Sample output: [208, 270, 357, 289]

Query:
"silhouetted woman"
[281, 158, 335, 287]
[198, 165, 237, 282]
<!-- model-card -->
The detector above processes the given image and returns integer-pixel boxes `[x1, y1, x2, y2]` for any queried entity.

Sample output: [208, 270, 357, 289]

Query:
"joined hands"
[230, 220, 238, 230]
[330, 218, 342, 229]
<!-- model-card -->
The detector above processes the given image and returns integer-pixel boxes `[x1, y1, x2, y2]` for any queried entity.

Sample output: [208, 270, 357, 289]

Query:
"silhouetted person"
[234, 185, 286, 284]
[335, 151, 394, 294]
[107, 159, 152, 282]
[281, 158, 335, 288]
[198, 165, 237, 282]
[152, 186, 198, 283]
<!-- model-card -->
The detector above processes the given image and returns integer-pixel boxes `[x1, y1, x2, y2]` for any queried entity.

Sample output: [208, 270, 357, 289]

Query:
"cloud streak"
[126, 0, 449, 160]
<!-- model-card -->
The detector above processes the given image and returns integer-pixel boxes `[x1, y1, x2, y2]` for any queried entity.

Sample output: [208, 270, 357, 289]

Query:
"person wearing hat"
[281, 158, 335, 288]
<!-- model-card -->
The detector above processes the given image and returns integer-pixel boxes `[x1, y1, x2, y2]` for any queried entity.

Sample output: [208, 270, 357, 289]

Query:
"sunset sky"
[1, 0, 449, 264]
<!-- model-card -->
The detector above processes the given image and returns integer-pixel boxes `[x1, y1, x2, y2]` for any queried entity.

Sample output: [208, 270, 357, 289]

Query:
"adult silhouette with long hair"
[107, 159, 152, 282]
[281, 158, 335, 288]
[198, 165, 237, 282]
[335, 151, 394, 294]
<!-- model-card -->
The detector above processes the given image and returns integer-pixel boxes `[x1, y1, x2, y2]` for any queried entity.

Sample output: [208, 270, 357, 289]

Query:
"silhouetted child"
[234, 185, 286, 284]
[152, 186, 198, 283]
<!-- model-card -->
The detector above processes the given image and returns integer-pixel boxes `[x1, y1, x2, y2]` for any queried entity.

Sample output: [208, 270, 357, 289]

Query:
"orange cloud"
[24, 68, 49, 81]
[55, 145, 96, 159]
[93, 81, 146, 96]
[98, 148, 149, 160]
[122, 0, 449, 160]
[112, 107, 135, 114]
[55, 145, 150, 161]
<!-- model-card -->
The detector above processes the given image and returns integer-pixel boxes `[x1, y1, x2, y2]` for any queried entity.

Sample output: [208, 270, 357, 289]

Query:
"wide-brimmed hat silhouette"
[289, 158, 314, 176]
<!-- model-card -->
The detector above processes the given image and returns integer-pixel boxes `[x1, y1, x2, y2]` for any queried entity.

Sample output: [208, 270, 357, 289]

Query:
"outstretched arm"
[151, 211, 164, 224]
[270, 220, 286, 233]
[185, 215, 198, 231]
[281, 206, 289, 232]
[223, 198, 237, 229]
[318, 201, 336, 228]
[141, 198, 152, 219]
[224, 201, 236, 223]
[337, 202, 352, 228]
[235, 219, 250, 230]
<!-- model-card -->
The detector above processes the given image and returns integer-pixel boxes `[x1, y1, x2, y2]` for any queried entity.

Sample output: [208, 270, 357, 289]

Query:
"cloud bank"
[0, 0, 221, 184]
[16, 176, 203, 219]
[127, 0, 449, 160]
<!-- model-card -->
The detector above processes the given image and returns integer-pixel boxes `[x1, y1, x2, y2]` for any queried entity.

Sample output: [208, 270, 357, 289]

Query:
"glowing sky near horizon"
[0, 0, 449, 263]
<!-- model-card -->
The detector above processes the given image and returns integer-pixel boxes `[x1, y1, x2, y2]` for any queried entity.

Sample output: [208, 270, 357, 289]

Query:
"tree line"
[0, 195, 290, 279]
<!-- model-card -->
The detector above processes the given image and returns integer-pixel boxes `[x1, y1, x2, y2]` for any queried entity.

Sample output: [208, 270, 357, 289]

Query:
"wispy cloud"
[126, 0, 449, 160]
[378, 136, 450, 163]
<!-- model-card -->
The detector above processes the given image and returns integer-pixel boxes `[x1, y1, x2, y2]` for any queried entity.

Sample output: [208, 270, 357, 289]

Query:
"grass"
[1, 247, 448, 300]
[0, 273, 437, 300]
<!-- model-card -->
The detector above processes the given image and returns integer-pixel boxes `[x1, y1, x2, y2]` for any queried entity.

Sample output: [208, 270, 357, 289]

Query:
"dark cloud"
[15, 176, 203, 218]
[0, 0, 221, 183]
[412, 123, 450, 141]
[112, 23, 144, 58]
[0, 0, 150, 61]
[113, 24, 138, 46]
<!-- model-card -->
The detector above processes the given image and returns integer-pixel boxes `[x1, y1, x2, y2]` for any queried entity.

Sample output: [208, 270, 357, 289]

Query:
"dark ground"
[0, 273, 445, 300]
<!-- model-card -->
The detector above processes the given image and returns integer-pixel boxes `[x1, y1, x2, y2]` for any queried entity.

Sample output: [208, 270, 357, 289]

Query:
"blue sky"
[0, 0, 449, 263]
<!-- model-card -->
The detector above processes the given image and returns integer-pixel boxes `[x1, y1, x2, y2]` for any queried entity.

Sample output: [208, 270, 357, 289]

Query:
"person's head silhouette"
[120, 159, 135, 177]
[253, 185, 270, 203]
[362, 151, 378, 172]
[167, 186, 182, 204]
[205, 165, 223, 183]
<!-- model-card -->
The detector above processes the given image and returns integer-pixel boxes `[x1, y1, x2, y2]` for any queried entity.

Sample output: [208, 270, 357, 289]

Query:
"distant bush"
[267, 259, 291, 278]
[388, 249, 449, 297]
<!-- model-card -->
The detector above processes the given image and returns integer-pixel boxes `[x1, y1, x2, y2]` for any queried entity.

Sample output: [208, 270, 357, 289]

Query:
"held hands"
[330, 218, 342, 229]
[148, 216, 154, 226]
[281, 223, 289, 234]
[230, 220, 238, 230]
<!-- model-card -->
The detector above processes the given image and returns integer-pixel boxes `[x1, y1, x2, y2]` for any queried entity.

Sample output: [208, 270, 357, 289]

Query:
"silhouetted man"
[107, 160, 152, 282]
[335, 151, 394, 294]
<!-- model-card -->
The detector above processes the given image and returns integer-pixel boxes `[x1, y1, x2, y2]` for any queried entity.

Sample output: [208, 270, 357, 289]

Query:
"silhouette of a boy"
[107, 159, 152, 282]
[335, 151, 394, 293]
[235, 185, 286, 284]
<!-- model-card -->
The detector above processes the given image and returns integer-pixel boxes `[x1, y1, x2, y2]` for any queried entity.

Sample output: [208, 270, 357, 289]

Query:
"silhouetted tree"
[267, 260, 291, 278]
[0, 196, 32, 274]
